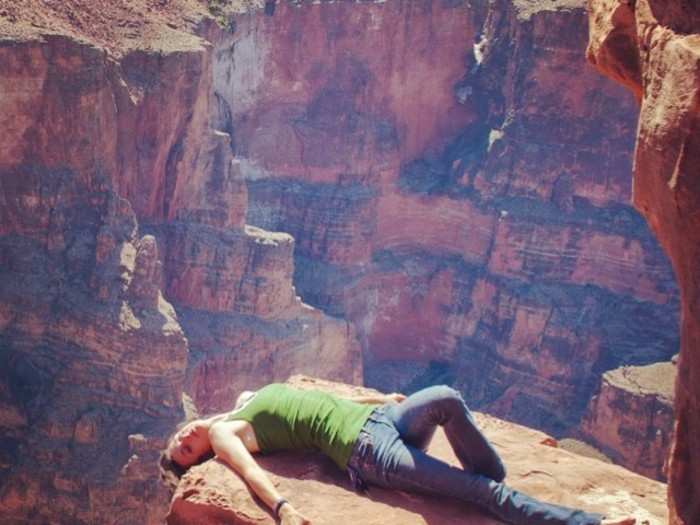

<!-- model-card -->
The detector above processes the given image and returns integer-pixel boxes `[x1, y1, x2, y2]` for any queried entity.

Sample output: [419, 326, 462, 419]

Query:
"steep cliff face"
[167, 376, 669, 525]
[580, 361, 675, 481]
[0, 3, 362, 522]
[0, 33, 193, 523]
[0, 181, 186, 522]
[0, 0, 685, 522]
[587, 1, 700, 523]
[213, 0, 679, 436]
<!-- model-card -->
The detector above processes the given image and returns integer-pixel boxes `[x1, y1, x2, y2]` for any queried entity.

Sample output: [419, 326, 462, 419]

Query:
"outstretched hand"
[386, 392, 407, 404]
[279, 503, 311, 525]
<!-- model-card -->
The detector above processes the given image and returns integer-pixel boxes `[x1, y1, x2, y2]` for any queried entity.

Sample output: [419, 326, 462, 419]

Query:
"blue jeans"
[346, 385, 603, 525]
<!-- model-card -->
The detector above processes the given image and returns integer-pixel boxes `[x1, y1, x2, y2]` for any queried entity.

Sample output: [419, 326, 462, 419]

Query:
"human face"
[169, 420, 210, 468]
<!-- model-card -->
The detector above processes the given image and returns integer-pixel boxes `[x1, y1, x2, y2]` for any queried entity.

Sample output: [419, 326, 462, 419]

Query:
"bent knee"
[493, 463, 507, 483]
[431, 385, 465, 406]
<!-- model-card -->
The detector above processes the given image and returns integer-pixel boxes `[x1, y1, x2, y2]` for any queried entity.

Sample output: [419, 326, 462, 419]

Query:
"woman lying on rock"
[160, 383, 634, 525]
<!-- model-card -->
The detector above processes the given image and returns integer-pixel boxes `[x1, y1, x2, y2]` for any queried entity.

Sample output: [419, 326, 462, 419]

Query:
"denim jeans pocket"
[367, 403, 391, 422]
[356, 429, 375, 465]
[347, 429, 375, 492]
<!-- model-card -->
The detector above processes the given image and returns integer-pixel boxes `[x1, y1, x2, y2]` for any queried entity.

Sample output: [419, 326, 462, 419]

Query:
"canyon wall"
[580, 361, 675, 481]
[0, 0, 685, 522]
[0, 33, 195, 523]
[0, 2, 361, 522]
[587, 1, 700, 523]
[213, 0, 679, 438]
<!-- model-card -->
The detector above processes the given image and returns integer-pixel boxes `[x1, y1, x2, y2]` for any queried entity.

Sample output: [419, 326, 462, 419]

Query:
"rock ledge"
[167, 376, 667, 525]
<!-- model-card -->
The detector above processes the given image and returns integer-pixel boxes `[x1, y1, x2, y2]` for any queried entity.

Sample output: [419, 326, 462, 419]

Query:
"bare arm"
[209, 422, 310, 524]
[347, 392, 406, 404]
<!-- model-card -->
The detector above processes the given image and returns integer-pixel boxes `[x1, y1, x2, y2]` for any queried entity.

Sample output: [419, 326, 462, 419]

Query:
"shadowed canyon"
[0, 0, 694, 523]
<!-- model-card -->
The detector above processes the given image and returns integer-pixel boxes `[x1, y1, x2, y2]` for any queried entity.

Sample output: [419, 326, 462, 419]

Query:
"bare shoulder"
[210, 419, 250, 437]
[210, 419, 260, 453]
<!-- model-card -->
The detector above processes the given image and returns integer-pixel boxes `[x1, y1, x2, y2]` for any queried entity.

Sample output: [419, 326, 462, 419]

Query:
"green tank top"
[225, 383, 377, 469]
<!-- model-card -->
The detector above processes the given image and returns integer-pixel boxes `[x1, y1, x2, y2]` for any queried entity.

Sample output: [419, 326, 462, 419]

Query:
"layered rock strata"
[0, 31, 196, 523]
[587, 1, 700, 523]
[167, 376, 668, 525]
[0, 0, 688, 522]
[580, 361, 675, 481]
[152, 151, 362, 413]
[212, 0, 679, 436]
[0, 2, 362, 522]
[0, 171, 187, 523]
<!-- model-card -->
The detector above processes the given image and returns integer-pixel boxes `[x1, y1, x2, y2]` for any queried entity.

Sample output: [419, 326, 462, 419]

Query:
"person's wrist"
[386, 392, 405, 403]
[279, 502, 297, 520]
[274, 498, 290, 519]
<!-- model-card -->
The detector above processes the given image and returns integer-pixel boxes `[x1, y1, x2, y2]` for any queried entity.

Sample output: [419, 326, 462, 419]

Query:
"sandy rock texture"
[211, 0, 679, 442]
[587, 1, 700, 523]
[580, 361, 675, 481]
[167, 376, 668, 525]
[0, 0, 209, 57]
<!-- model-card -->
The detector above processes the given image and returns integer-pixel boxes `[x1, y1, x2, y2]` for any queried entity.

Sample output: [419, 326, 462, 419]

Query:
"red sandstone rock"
[0, 1, 688, 523]
[0, 3, 363, 523]
[163, 223, 296, 316]
[0, 182, 188, 523]
[586, 1, 700, 523]
[488, 222, 670, 304]
[580, 361, 675, 481]
[167, 376, 668, 525]
[181, 298, 364, 414]
[216, 0, 679, 439]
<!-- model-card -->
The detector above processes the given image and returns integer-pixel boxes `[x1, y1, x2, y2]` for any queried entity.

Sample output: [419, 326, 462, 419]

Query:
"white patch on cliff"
[578, 487, 662, 525]
[473, 35, 488, 65]
[488, 128, 504, 151]
[213, 24, 269, 115]
[119, 301, 141, 331]
[158, 293, 184, 336]
[237, 157, 272, 181]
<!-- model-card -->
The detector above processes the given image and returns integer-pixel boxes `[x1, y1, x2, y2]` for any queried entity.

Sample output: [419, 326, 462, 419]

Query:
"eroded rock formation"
[580, 361, 675, 481]
[167, 376, 668, 525]
[212, 0, 679, 438]
[0, 0, 686, 522]
[587, 1, 700, 523]
[0, 2, 361, 522]
[0, 32, 194, 523]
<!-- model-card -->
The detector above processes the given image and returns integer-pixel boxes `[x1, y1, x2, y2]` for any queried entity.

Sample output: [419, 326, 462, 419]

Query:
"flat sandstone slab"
[167, 376, 667, 525]
[603, 363, 675, 402]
